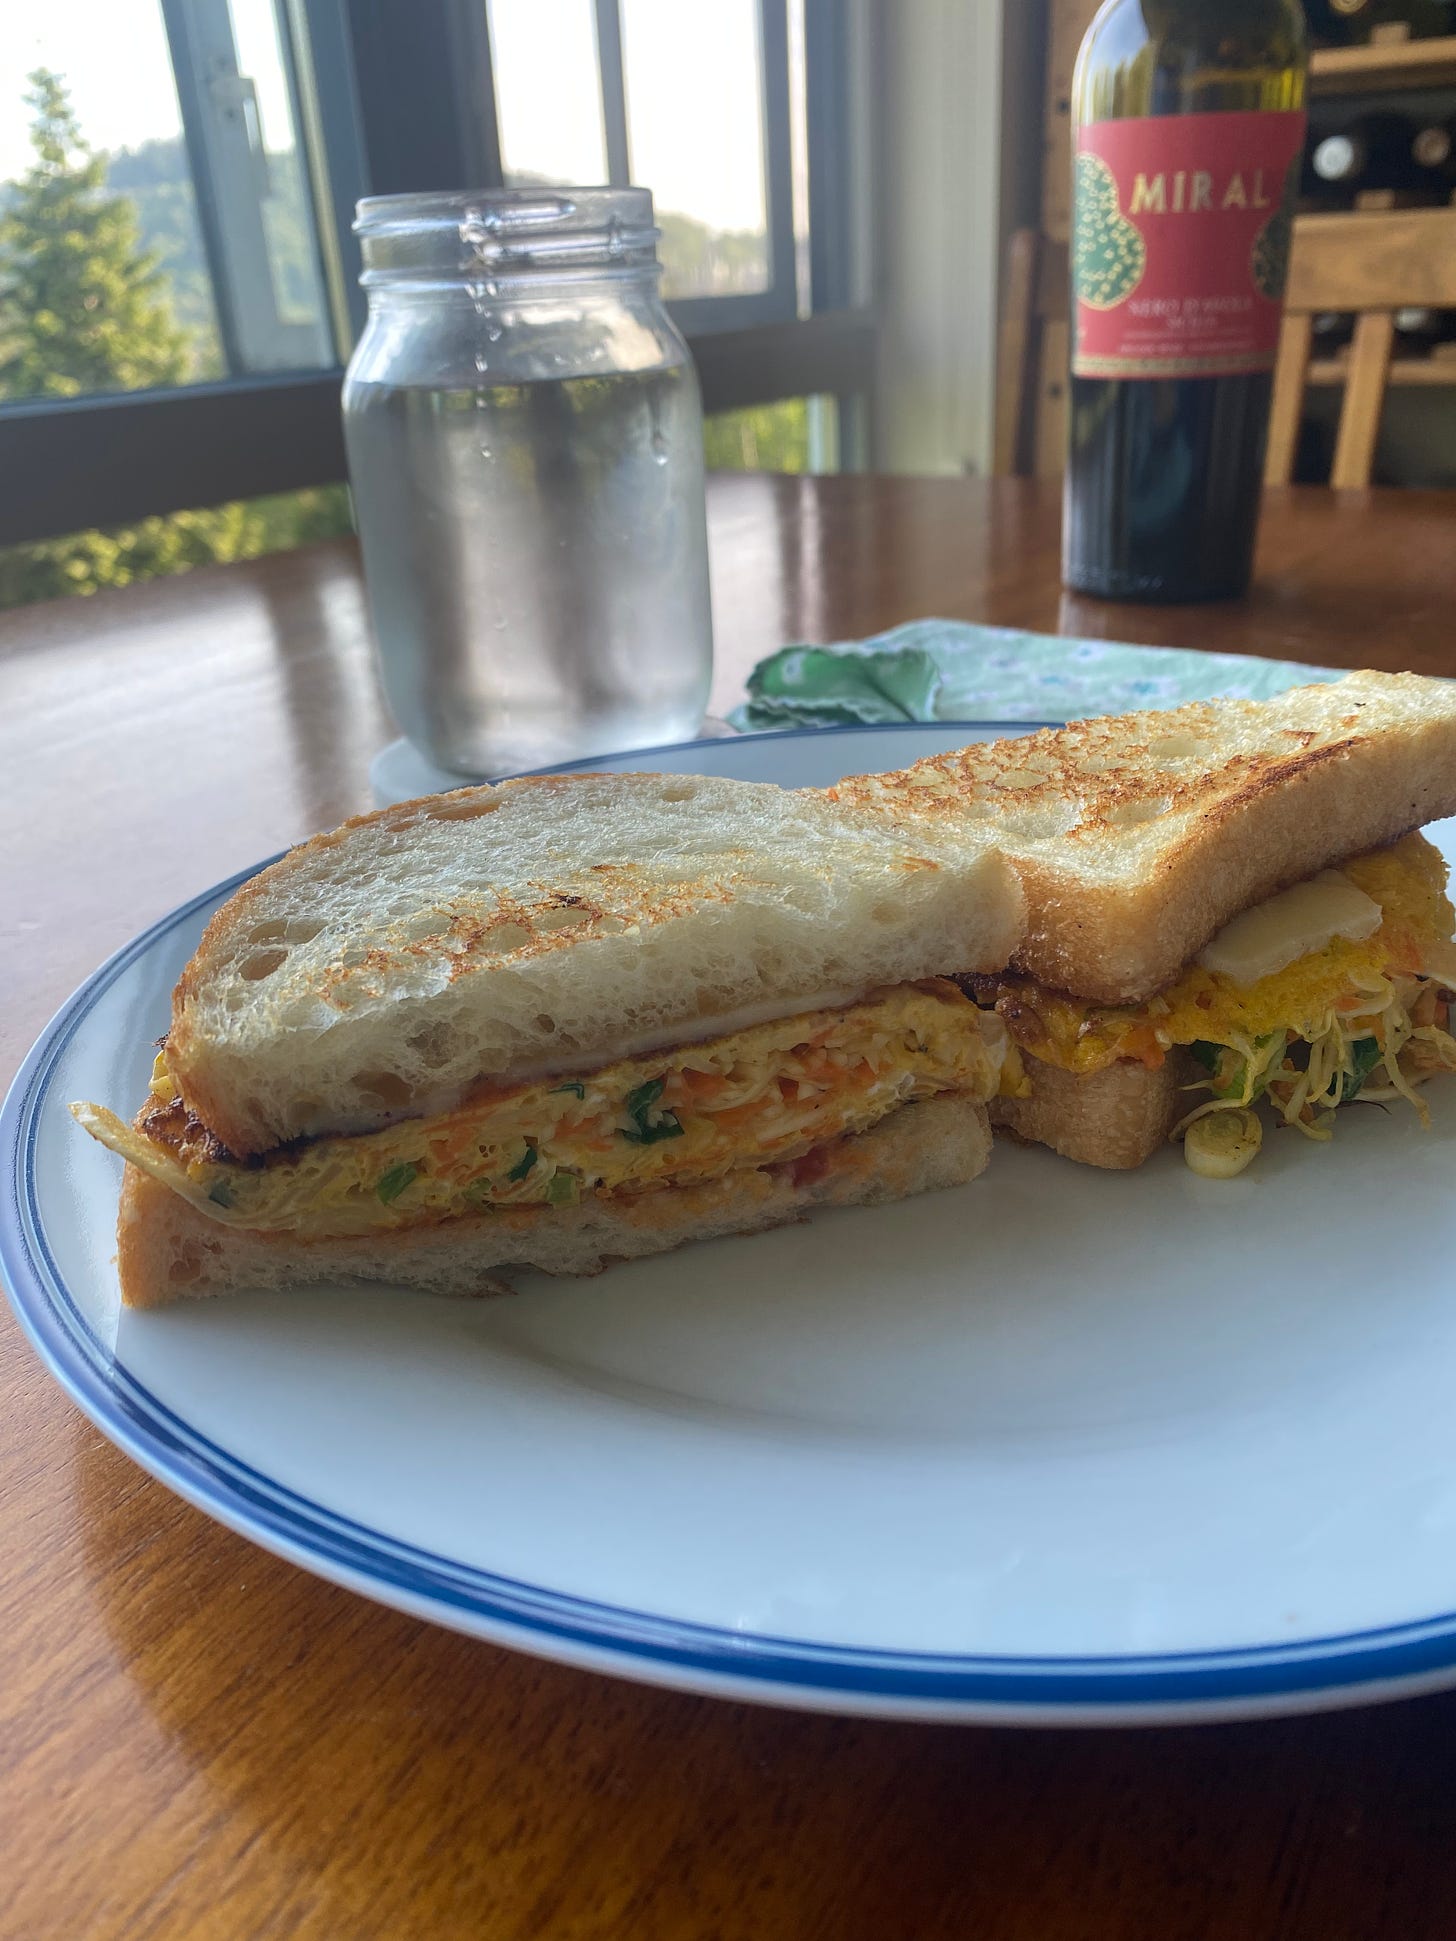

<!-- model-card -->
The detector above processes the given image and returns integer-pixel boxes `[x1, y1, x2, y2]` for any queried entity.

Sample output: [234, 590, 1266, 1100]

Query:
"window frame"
[0, 0, 873, 548]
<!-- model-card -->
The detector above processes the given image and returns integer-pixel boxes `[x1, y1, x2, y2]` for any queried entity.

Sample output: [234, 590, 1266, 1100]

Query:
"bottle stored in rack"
[1307, 111, 1417, 192]
[1317, 0, 1456, 42]
[1312, 310, 1357, 353]
[1411, 116, 1456, 186]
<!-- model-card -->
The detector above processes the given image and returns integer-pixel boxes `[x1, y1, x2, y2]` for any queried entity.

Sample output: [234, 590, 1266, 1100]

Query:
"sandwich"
[826, 671, 1456, 1173]
[73, 771, 1024, 1305]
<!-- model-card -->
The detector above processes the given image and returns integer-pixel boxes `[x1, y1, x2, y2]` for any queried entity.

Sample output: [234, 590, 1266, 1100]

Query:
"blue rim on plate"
[10, 721, 1456, 1721]
[503, 717, 1061, 777]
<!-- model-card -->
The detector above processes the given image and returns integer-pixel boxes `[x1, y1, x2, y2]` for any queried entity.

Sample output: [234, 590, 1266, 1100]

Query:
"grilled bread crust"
[991, 1053, 1194, 1170]
[114, 1095, 993, 1307]
[827, 671, 1456, 1004]
[166, 771, 1024, 1157]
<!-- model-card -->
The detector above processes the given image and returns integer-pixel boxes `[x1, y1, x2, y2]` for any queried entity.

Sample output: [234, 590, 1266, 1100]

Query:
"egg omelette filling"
[967, 835, 1456, 1141]
[73, 980, 1004, 1238]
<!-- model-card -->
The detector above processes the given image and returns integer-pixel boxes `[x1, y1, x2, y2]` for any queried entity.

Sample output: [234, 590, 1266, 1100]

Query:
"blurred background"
[1, 0, 1452, 612]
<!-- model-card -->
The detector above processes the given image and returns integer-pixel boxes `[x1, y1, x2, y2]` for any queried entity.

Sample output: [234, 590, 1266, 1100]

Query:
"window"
[704, 395, 838, 474]
[170, 0, 335, 371]
[1, 0, 338, 399]
[1, 0, 869, 565]
[620, 0, 773, 301]
[487, 0, 608, 188]
[483, 0, 797, 329]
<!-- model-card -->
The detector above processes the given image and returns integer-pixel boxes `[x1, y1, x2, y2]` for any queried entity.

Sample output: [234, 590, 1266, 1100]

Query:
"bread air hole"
[1005, 803, 1077, 840]
[239, 948, 288, 981]
[393, 910, 453, 943]
[1146, 734, 1210, 762]
[351, 1070, 415, 1110]
[406, 1024, 456, 1068]
[534, 904, 593, 934]
[246, 918, 323, 947]
[657, 780, 697, 802]
[1104, 796, 1171, 826]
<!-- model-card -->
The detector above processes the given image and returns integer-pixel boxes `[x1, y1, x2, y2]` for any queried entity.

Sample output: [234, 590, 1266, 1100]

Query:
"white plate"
[7, 721, 1456, 1727]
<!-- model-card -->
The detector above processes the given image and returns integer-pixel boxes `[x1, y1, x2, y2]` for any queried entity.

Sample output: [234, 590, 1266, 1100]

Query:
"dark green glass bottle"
[1063, 0, 1308, 603]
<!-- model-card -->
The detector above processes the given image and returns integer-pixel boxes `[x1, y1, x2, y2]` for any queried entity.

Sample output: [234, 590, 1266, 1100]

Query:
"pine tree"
[0, 69, 191, 399]
[0, 69, 269, 606]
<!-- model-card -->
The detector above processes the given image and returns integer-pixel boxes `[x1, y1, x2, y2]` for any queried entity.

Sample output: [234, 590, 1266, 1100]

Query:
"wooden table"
[5, 476, 1456, 1941]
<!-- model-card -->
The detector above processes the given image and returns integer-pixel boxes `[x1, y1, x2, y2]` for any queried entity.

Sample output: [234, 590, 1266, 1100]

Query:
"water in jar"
[344, 361, 713, 777]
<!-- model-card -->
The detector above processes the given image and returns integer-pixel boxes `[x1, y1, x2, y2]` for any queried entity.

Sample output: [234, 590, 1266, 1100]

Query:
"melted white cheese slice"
[1196, 870, 1383, 989]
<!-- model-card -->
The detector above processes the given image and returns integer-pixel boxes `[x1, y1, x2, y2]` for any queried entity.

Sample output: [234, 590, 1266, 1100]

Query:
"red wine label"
[1072, 110, 1307, 379]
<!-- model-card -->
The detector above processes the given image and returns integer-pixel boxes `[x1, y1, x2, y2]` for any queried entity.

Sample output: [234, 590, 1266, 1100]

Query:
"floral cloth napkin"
[727, 618, 1342, 732]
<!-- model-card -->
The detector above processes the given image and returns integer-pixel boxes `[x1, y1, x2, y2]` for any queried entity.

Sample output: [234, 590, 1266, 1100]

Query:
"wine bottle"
[1064, 0, 1308, 603]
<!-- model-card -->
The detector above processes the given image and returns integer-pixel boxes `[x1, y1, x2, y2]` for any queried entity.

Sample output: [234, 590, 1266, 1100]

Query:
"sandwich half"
[828, 671, 1456, 1170]
[74, 771, 1024, 1303]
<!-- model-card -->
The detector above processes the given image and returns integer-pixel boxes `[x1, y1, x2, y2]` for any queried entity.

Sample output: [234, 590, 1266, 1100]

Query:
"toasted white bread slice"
[167, 772, 1025, 1157]
[992, 1053, 1194, 1170]
[828, 671, 1456, 1004]
[114, 1095, 992, 1307]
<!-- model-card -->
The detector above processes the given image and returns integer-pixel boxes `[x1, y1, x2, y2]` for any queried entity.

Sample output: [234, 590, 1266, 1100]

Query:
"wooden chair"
[1266, 204, 1456, 487]
[994, 207, 1456, 488]
[993, 228, 1069, 480]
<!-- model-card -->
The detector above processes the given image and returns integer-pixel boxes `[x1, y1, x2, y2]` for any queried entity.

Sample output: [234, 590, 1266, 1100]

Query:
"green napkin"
[728, 619, 1342, 731]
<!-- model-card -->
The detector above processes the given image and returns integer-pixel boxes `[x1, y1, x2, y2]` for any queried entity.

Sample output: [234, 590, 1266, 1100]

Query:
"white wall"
[871, 0, 1033, 476]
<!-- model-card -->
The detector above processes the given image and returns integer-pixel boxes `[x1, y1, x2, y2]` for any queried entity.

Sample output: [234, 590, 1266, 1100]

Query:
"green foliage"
[1072, 154, 1146, 311]
[704, 397, 811, 472]
[249, 484, 355, 550]
[0, 503, 262, 607]
[0, 70, 190, 399]
[0, 485, 354, 609]
[103, 139, 224, 377]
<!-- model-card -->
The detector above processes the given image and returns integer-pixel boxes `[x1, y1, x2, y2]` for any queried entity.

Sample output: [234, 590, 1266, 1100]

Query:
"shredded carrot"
[677, 1069, 728, 1101]
[713, 1099, 773, 1132]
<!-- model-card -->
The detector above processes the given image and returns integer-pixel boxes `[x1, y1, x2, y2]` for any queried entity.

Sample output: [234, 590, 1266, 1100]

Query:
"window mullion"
[289, 0, 371, 353]
[592, 0, 631, 186]
[758, 0, 796, 321]
[159, 0, 250, 375]
[804, 0, 853, 314]
[443, 0, 505, 188]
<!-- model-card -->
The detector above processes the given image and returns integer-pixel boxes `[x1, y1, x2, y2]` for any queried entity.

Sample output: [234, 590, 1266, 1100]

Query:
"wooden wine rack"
[1310, 34, 1456, 93]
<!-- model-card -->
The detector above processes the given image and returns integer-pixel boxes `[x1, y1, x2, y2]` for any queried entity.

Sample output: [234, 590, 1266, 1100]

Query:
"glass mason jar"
[343, 188, 714, 778]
